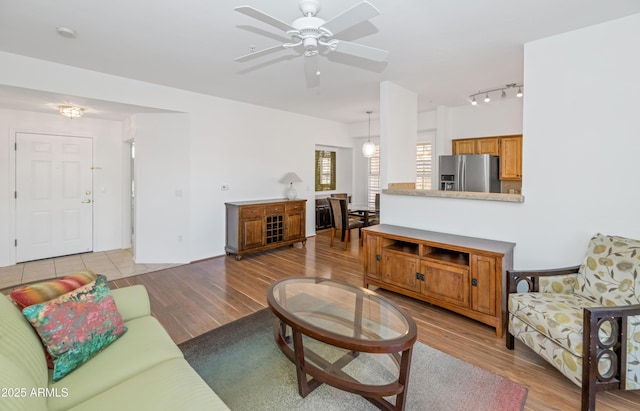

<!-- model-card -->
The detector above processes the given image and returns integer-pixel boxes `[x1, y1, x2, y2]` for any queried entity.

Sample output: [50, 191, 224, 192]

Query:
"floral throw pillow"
[21, 275, 127, 382]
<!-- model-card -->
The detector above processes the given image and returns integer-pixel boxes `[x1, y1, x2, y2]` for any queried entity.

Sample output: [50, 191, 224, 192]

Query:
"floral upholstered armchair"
[506, 233, 640, 411]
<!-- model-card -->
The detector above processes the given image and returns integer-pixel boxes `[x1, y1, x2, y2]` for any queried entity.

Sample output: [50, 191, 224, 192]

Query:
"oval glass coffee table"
[267, 277, 417, 410]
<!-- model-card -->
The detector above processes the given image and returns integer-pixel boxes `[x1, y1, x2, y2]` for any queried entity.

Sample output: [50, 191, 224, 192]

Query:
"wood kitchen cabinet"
[499, 135, 523, 180]
[452, 137, 500, 156]
[452, 135, 522, 181]
[475, 137, 500, 155]
[225, 199, 306, 260]
[452, 139, 476, 155]
[363, 224, 514, 336]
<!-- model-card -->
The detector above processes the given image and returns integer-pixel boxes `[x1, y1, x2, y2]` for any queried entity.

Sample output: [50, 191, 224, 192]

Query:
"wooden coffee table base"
[273, 319, 414, 411]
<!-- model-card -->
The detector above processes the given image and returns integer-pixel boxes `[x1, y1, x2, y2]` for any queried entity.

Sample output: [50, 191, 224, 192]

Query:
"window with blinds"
[315, 150, 336, 191]
[416, 142, 432, 189]
[367, 145, 380, 208]
[367, 142, 431, 207]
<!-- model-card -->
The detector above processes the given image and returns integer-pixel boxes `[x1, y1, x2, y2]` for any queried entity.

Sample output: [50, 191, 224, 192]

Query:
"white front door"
[16, 133, 93, 262]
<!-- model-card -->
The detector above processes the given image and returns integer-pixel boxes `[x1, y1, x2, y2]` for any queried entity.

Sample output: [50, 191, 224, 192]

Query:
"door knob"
[82, 199, 92, 203]
[85, 191, 91, 195]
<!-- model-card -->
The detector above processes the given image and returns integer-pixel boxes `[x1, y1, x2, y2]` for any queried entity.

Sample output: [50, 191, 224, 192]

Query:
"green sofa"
[0, 284, 229, 411]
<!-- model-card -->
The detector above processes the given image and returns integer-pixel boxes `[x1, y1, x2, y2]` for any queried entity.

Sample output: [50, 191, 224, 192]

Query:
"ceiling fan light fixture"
[58, 105, 85, 119]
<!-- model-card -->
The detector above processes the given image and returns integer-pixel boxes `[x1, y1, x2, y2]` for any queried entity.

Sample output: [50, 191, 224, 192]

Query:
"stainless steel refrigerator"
[439, 154, 500, 193]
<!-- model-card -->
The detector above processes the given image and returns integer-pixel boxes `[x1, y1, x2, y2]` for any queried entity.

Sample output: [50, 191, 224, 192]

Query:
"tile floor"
[0, 249, 181, 291]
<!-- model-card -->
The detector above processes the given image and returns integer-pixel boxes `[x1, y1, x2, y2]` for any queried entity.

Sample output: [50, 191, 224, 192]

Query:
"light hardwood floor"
[110, 230, 639, 411]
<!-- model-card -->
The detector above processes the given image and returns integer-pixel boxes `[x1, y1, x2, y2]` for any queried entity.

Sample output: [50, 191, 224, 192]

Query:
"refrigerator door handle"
[458, 157, 465, 191]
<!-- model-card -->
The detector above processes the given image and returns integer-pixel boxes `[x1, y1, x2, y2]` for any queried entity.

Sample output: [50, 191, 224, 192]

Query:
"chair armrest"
[582, 304, 640, 403]
[110, 285, 151, 322]
[507, 265, 580, 293]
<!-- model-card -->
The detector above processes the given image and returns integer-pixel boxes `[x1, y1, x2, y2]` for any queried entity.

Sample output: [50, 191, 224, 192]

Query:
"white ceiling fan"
[234, 0, 389, 63]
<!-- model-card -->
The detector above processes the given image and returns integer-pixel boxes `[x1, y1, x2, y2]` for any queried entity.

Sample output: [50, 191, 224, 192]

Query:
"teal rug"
[179, 309, 527, 411]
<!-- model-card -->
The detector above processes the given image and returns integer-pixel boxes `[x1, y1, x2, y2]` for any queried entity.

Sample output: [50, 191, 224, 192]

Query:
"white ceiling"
[0, 0, 639, 124]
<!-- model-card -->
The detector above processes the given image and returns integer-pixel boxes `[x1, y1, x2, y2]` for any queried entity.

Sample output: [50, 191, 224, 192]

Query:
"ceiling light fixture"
[362, 110, 376, 158]
[56, 26, 76, 39]
[469, 83, 524, 105]
[58, 105, 85, 119]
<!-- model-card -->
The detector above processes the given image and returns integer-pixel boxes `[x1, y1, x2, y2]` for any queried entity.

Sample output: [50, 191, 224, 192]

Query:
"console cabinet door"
[470, 255, 497, 316]
[241, 218, 265, 250]
[363, 233, 381, 280]
[420, 260, 470, 308]
[284, 202, 305, 241]
[381, 250, 420, 292]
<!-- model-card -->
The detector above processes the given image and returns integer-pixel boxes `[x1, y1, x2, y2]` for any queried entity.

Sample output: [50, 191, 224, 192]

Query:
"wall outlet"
[221, 184, 229, 191]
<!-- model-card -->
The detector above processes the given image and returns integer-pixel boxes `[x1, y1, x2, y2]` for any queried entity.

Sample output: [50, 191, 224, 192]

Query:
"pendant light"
[362, 111, 375, 158]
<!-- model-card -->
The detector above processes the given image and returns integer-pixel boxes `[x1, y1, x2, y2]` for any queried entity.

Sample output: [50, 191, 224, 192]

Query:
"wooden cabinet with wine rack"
[225, 199, 306, 260]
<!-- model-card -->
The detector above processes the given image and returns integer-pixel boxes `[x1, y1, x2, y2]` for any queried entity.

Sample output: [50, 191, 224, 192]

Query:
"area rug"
[179, 309, 527, 411]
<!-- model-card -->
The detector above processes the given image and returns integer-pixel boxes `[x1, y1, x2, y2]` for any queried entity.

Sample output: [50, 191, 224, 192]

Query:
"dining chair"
[367, 193, 380, 226]
[328, 198, 363, 250]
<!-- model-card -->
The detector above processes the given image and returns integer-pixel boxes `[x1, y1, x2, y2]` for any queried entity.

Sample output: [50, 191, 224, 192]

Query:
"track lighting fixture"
[469, 83, 523, 105]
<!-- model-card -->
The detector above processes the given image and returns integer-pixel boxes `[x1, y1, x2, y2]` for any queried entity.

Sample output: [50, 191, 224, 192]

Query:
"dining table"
[348, 204, 379, 227]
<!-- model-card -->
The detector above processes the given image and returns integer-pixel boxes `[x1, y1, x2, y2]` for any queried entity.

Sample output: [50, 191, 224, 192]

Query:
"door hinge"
[14, 142, 17, 151]
[471, 278, 478, 287]
[415, 272, 425, 281]
[14, 239, 17, 247]
[14, 191, 17, 199]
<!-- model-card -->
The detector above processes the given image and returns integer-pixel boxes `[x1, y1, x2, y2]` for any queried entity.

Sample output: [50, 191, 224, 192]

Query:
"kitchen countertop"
[382, 189, 525, 203]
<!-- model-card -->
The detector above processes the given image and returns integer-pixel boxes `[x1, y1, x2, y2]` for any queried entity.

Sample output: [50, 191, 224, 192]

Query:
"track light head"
[471, 96, 477, 105]
[484, 93, 490, 103]
[516, 87, 523, 98]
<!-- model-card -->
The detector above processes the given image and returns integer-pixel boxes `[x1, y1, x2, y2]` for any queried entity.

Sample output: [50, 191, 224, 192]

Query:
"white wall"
[380, 81, 418, 186]
[448, 98, 524, 142]
[133, 113, 190, 263]
[0, 51, 352, 265]
[383, 14, 640, 269]
[0, 108, 124, 267]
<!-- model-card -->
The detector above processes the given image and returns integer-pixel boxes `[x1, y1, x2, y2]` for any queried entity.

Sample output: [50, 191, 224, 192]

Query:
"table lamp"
[281, 172, 303, 200]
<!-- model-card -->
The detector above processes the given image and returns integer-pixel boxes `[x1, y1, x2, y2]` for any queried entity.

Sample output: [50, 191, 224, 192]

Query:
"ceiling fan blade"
[234, 6, 295, 33]
[234, 44, 286, 62]
[321, 1, 380, 35]
[330, 40, 389, 62]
